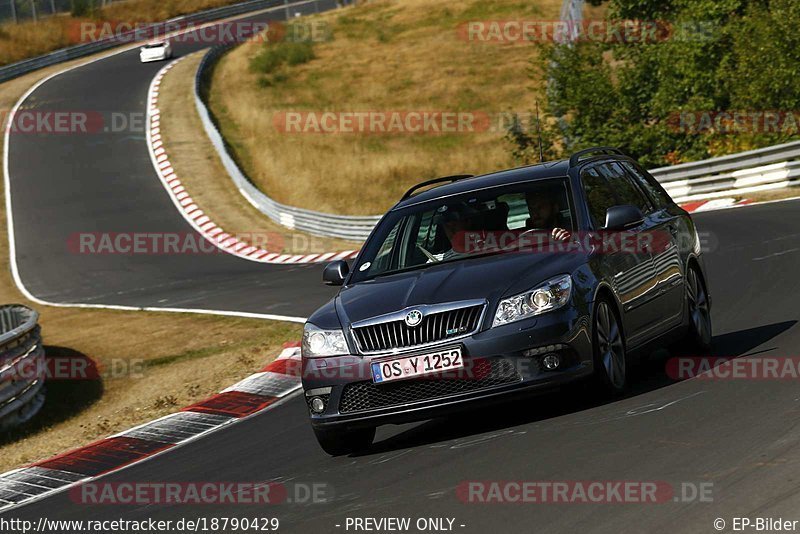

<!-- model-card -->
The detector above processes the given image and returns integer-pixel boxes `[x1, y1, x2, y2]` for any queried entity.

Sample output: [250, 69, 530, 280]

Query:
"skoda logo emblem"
[405, 310, 423, 327]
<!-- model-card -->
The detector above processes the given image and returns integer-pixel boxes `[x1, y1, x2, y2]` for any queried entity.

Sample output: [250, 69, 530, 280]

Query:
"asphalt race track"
[6, 3, 339, 319]
[5, 5, 800, 534]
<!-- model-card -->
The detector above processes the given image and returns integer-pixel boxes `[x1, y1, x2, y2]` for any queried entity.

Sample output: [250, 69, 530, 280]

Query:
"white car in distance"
[139, 41, 173, 63]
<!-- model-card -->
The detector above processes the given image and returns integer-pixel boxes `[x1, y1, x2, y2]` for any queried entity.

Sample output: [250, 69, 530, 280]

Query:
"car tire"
[682, 265, 713, 353]
[313, 426, 375, 456]
[591, 297, 628, 395]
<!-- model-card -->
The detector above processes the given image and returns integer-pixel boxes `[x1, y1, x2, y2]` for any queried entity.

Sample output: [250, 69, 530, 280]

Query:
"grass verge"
[0, 51, 301, 472]
[158, 51, 362, 253]
[208, 0, 561, 215]
[728, 187, 800, 205]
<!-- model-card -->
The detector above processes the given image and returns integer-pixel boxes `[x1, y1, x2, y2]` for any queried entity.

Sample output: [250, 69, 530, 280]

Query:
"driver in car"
[525, 189, 572, 242]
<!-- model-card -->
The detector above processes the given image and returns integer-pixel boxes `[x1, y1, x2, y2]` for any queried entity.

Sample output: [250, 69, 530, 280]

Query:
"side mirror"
[604, 205, 644, 231]
[323, 260, 349, 286]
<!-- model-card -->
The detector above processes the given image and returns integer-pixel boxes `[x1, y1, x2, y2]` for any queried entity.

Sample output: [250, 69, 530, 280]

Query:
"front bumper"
[140, 52, 168, 63]
[302, 307, 593, 431]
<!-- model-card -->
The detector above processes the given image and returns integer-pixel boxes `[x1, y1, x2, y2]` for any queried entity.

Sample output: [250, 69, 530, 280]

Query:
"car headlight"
[493, 274, 572, 327]
[302, 323, 349, 358]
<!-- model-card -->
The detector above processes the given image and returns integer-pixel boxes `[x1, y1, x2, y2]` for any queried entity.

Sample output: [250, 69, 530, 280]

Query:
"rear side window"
[597, 162, 653, 214]
[620, 161, 674, 208]
[580, 168, 617, 229]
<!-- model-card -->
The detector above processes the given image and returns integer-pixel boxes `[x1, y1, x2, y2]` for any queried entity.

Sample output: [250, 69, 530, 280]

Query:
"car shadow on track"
[361, 320, 796, 456]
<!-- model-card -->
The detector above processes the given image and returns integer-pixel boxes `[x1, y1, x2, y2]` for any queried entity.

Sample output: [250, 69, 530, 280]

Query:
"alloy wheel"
[596, 301, 626, 390]
[687, 268, 712, 346]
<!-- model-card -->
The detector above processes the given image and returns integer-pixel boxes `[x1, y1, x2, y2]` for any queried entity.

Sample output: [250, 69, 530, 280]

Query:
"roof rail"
[568, 147, 625, 167]
[400, 175, 474, 201]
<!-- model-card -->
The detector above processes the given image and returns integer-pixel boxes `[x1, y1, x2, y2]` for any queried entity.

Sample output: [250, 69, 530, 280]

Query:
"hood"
[335, 251, 585, 325]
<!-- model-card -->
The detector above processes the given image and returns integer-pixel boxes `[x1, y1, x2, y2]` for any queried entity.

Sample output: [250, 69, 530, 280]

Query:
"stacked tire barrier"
[195, 44, 382, 241]
[0, 305, 45, 429]
[0, 0, 315, 84]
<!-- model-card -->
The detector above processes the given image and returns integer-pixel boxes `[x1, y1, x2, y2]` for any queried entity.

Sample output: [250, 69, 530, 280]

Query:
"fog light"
[310, 397, 326, 414]
[542, 353, 560, 371]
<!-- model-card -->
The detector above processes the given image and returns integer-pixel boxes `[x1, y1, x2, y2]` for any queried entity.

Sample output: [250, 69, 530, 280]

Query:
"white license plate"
[371, 347, 463, 384]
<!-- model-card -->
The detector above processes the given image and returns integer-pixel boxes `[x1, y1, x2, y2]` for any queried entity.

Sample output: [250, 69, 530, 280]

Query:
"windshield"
[143, 43, 166, 49]
[351, 178, 573, 282]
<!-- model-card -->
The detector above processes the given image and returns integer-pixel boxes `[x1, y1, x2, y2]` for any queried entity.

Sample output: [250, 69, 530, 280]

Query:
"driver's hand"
[551, 228, 571, 241]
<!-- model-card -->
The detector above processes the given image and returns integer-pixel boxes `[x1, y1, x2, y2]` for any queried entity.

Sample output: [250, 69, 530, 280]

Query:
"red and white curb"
[0, 342, 303, 511]
[147, 58, 359, 265]
[680, 197, 753, 213]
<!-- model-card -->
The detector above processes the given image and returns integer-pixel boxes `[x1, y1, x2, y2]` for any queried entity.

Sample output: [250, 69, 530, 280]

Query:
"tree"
[537, 0, 799, 166]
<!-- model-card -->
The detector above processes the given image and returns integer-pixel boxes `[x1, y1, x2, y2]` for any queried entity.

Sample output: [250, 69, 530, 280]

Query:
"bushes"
[250, 41, 316, 84]
[537, 0, 800, 167]
[70, 0, 96, 18]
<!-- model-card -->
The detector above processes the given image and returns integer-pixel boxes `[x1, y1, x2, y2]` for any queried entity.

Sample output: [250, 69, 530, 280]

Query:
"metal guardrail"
[0, 0, 308, 84]
[195, 41, 382, 241]
[555, 0, 584, 44]
[650, 141, 800, 202]
[0, 305, 45, 429]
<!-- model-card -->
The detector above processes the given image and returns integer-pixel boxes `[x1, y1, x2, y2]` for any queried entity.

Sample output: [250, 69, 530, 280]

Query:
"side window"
[620, 161, 674, 208]
[368, 219, 402, 274]
[415, 210, 438, 249]
[597, 162, 653, 214]
[580, 167, 617, 229]
[499, 194, 530, 230]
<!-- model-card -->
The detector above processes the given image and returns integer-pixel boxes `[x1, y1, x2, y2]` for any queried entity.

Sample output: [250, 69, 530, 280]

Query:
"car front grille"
[338, 358, 522, 414]
[352, 303, 484, 354]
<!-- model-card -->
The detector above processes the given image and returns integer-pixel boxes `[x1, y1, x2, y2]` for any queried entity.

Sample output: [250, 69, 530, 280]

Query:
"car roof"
[393, 158, 571, 210]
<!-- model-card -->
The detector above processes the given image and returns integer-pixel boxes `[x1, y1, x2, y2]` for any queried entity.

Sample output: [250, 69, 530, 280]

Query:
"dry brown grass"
[732, 187, 800, 205]
[158, 51, 362, 253]
[0, 0, 252, 66]
[0, 54, 300, 472]
[209, 0, 561, 215]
